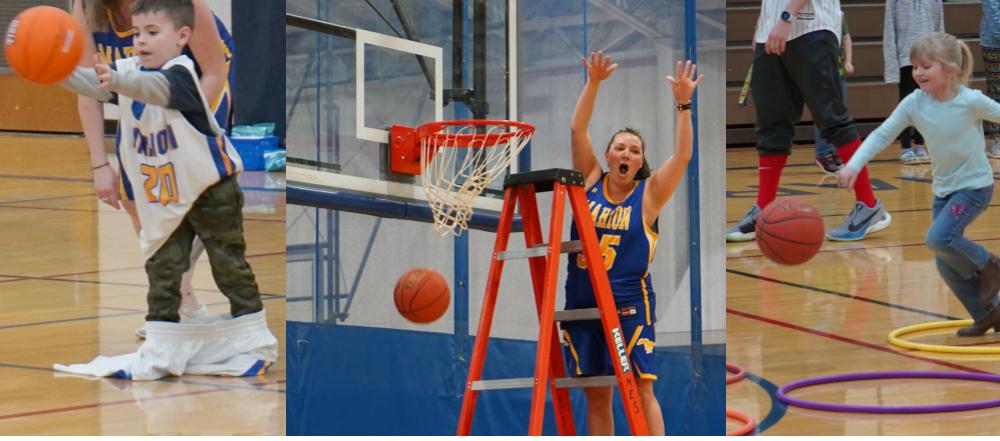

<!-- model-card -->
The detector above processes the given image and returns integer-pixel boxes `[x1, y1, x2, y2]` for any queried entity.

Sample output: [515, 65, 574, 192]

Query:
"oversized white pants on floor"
[54, 310, 277, 380]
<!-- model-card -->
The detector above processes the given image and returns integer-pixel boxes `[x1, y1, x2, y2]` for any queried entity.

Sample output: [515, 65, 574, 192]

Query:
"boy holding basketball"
[60, 0, 265, 328]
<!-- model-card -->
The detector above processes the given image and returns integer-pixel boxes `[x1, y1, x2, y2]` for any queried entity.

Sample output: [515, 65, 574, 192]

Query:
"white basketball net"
[420, 122, 533, 237]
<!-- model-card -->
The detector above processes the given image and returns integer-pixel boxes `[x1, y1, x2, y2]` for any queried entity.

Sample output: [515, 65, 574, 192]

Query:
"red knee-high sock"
[836, 138, 877, 208]
[756, 154, 788, 209]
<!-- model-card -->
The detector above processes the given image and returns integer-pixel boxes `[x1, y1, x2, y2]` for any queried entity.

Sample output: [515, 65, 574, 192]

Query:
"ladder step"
[471, 377, 535, 390]
[553, 308, 600, 322]
[471, 375, 619, 391]
[554, 375, 618, 389]
[496, 240, 582, 261]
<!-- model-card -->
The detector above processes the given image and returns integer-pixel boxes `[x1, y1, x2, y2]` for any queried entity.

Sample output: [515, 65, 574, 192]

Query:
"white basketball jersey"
[115, 55, 243, 259]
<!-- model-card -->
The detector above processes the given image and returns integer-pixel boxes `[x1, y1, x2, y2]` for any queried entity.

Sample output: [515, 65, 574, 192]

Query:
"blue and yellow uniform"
[88, 6, 234, 200]
[563, 174, 659, 380]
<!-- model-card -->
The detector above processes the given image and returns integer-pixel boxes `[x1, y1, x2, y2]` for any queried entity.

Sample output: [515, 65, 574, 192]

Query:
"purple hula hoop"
[777, 371, 1000, 414]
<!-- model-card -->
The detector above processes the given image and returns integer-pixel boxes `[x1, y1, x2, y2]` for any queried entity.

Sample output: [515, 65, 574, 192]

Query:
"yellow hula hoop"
[888, 320, 1000, 354]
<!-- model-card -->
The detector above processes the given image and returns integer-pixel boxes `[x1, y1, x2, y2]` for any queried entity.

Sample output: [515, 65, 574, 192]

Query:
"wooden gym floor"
[726, 144, 1000, 436]
[0, 134, 285, 435]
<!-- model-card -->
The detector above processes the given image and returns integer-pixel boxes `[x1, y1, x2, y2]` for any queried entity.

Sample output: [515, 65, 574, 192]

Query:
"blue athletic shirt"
[565, 174, 659, 319]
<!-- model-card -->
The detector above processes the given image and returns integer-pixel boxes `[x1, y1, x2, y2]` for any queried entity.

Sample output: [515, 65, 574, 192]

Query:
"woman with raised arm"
[562, 51, 701, 436]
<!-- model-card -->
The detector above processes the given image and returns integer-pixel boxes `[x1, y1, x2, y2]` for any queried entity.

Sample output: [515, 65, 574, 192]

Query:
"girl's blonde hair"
[909, 32, 974, 86]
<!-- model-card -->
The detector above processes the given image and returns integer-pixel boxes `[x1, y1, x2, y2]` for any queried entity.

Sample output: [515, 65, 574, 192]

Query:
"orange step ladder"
[456, 168, 649, 436]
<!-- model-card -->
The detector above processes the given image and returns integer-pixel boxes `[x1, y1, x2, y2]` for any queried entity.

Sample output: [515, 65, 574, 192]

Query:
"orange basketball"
[4, 6, 84, 85]
[755, 198, 824, 265]
[394, 268, 450, 324]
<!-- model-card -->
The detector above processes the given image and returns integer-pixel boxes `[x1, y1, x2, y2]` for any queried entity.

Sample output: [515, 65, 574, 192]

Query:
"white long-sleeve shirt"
[883, 0, 944, 83]
[845, 87, 1000, 197]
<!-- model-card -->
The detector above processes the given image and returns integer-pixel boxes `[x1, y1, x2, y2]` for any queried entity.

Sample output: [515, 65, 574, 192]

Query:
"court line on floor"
[0, 388, 216, 421]
[0, 295, 285, 331]
[0, 385, 283, 423]
[739, 371, 786, 435]
[726, 268, 959, 320]
[726, 157, 898, 172]
[0, 250, 286, 284]
[161, 376, 287, 392]
[727, 308, 992, 375]
[726, 239, 937, 261]
[97, 306, 146, 313]
[726, 201, 1000, 224]
[0, 173, 91, 183]
[0, 273, 287, 298]
[0, 193, 94, 205]
[0, 360, 285, 395]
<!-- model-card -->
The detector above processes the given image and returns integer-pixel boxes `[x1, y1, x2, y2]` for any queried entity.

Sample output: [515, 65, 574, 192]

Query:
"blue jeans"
[927, 185, 999, 321]
[814, 74, 848, 158]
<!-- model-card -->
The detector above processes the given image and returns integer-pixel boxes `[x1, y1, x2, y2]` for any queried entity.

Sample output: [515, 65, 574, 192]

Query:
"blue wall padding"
[287, 321, 724, 435]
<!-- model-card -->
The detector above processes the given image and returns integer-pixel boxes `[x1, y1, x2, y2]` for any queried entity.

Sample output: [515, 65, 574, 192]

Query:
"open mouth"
[618, 163, 629, 175]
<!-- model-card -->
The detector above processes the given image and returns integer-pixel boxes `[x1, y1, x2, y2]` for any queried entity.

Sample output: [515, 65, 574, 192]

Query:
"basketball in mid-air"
[4, 6, 84, 85]
[755, 198, 824, 265]
[394, 268, 451, 323]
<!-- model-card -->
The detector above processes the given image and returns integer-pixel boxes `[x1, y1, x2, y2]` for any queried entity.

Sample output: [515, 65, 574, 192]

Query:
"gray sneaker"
[988, 138, 1000, 159]
[901, 147, 931, 165]
[826, 200, 892, 241]
[726, 204, 761, 242]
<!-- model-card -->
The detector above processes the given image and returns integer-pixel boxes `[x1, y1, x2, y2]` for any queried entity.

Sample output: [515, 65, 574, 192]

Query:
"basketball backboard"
[286, 0, 516, 217]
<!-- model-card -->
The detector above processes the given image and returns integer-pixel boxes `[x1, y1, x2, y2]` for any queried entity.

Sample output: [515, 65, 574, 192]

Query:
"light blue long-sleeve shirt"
[845, 87, 1000, 197]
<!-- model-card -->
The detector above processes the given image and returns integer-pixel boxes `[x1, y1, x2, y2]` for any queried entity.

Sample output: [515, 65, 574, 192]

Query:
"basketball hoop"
[389, 120, 535, 236]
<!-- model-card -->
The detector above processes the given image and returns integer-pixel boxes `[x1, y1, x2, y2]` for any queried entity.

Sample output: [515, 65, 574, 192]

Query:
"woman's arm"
[73, 0, 121, 208]
[642, 60, 702, 225]
[187, 0, 227, 108]
[571, 52, 617, 187]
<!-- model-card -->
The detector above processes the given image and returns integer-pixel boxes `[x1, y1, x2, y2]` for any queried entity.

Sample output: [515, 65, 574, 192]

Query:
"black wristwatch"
[676, 101, 692, 111]
[780, 10, 793, 23]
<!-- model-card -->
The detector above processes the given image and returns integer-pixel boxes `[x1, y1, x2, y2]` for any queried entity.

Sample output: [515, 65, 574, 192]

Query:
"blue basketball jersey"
[91, 12, 234, 128]
[565, 174, 659, 320]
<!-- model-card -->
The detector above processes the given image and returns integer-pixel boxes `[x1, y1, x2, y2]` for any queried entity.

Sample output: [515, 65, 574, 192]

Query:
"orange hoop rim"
[726, 408, 756, 436]
[416, 119, 535, 148]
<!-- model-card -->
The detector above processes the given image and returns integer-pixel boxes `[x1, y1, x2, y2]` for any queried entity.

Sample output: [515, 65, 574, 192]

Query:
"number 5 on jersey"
[577, 234, 621, 270]
[140, 162, 179, 205]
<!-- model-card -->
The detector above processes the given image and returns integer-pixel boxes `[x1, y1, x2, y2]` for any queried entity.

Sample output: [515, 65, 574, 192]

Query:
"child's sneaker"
[814, 153, 843, 175]
[179, 301, 209, 319]
[826, 200, 892, 241]
[987, 138, 1000, 159]
[135, 300, 209, 339]
[901, 147, 931, 164]
[725, 204, 761, 242]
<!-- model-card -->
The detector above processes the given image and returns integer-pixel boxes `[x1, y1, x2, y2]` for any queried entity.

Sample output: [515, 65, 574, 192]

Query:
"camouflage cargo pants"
[145, 177, 264, 322]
